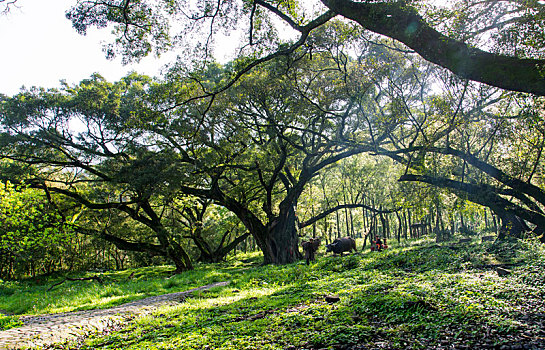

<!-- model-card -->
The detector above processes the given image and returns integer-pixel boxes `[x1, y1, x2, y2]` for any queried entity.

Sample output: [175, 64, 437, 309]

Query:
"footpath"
[0, 281, 229, 349]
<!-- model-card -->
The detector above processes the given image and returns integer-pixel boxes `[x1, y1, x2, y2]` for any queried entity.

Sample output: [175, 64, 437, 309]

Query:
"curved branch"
[399, 174, 545, 229]
[321, 0, 545, 96]
[380, 145, 545, 207]
[74, 225, 166, 255]
[255, 0, 302, 31]
[299, 203, 399, 229]
[162, 9, 336, 111]
[179, 184, 268, 239]
[215, 230, 251, 256]
[0, 0, 18, 15]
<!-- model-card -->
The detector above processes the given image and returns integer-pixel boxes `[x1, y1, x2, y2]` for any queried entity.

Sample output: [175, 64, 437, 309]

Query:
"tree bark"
[262, 203, 302, 264]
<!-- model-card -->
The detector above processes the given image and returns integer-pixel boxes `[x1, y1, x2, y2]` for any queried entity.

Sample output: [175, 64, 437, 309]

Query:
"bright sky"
[0, 0, 169, 96]
[0, 0, 301, 97]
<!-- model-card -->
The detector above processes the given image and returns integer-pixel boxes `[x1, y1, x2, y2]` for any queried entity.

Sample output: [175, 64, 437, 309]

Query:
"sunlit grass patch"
[0, 263, 235, 317]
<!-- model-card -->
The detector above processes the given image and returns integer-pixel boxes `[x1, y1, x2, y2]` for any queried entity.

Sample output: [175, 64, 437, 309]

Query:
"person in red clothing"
[375, 237, 383, 251]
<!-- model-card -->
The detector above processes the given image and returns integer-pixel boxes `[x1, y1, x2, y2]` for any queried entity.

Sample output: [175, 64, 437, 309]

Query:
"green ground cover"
[1, 237, 544, 349]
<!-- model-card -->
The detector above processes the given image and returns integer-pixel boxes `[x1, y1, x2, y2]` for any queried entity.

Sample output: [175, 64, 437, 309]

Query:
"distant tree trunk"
[372, 213, 378, 240]
[403, 210, 408, 240]
[336, 202, 341, 238]
[408, 209, 413, 238]
[395, 211, 402, 243]
[320, 209, 328, 241]
[385, 212, 389, 239]
[435, 200, 448, 242]
[362, 227, 371, 250]
[349, 208, 355, 237]
[343, 190, 351, 236]
[362, 205, 368, 236]
[491, 209, 498, 234]
[310, 185, 317, 239]
[380, 211, 387, 238]
[322, 217, 329, 242]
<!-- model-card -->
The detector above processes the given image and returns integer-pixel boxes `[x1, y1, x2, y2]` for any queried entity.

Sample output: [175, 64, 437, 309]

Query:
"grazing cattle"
[325, 237, 357, 256]
[301, 238, 321, 265]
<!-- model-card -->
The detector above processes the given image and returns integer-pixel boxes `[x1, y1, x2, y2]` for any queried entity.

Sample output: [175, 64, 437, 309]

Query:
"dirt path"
[0, 281, 229, 350]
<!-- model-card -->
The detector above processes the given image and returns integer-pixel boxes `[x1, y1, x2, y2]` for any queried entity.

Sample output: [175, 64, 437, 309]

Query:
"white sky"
[0, 0, 302, 97]
[0, 0, 171, 96]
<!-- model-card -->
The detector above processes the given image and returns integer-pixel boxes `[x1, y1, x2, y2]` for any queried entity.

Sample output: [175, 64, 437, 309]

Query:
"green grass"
[0, 257, 259, 318]
[1, 237, 545, 349]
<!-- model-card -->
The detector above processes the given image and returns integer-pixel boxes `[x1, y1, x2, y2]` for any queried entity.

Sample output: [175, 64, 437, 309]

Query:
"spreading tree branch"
[321, 0, 545, 96]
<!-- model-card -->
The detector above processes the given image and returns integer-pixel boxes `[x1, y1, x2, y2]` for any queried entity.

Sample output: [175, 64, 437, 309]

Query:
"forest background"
[0, 0, 544, 279]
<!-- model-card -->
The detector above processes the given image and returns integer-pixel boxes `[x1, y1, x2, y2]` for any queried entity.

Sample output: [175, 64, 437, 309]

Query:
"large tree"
[0, 74, 194, 272]
[137, 40, 387, 264]
[0, 35, 401, 265]
[63, 0, 545, 245]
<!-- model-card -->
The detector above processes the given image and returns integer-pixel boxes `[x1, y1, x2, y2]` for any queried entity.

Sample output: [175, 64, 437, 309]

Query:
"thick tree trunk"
[261, 205, 302, 264]
[167, 240, 193, 273]
[497, 211, 529, 240]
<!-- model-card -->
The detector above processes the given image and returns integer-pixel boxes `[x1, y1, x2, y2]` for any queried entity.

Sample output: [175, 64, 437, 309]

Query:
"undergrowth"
[1, 237, 544, 349]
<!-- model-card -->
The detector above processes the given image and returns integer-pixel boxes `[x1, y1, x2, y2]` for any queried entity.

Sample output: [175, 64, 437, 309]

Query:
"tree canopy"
[66, 0, 545, 95]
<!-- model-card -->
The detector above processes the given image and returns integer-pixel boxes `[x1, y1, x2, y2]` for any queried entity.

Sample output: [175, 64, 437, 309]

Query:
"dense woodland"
[0, 0, 544, 280]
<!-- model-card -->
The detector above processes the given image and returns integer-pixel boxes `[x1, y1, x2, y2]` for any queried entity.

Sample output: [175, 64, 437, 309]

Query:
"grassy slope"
[1, 237, 545, 349]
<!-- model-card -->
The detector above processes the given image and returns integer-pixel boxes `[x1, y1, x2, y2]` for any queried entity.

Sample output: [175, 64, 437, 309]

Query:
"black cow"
[325, 237, 357, 256]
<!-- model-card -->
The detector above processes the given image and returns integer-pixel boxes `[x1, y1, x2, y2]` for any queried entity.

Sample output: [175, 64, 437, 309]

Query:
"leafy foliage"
[0, 181, 73, 279]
